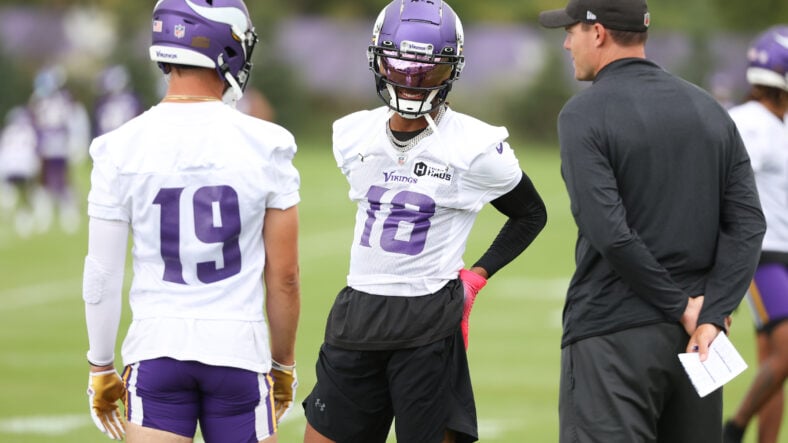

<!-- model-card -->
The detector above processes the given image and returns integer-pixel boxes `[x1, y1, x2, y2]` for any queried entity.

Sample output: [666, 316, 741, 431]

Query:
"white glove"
[270, 360, 298, 422]
[87, 369, 126, 440]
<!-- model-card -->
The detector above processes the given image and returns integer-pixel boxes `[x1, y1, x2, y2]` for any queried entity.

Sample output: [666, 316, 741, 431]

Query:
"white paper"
[677, 332, 748, 398]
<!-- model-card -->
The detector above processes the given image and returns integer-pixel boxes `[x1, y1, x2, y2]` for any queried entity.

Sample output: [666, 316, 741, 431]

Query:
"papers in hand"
[678, 332, 748, 398]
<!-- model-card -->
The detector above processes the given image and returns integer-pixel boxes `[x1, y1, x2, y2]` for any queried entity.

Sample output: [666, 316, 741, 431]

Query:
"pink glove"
[459, 269, 487, 349]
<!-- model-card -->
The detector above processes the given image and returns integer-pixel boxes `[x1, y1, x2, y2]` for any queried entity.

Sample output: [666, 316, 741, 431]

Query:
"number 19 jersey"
[333, 106, 521, 296]
[87, 102, 300, 372]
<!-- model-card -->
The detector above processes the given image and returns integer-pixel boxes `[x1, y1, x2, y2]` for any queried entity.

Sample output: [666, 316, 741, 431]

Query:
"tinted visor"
[378, 51, 454, 89]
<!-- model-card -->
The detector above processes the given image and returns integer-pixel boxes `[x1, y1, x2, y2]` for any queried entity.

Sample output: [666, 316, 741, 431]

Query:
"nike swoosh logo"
[776, 34, 788, 50]
[184, 0, 248, 30]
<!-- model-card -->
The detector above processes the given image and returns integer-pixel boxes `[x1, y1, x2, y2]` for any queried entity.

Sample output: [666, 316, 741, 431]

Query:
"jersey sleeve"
[267, 138, 301, 210]
[457, 140, 522, 211]
[332, 108, 389, 175]
[86, 136, 129, 222]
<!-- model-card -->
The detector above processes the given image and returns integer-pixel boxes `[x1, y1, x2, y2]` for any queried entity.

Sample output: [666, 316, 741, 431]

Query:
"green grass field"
[0, 141, 780, 442]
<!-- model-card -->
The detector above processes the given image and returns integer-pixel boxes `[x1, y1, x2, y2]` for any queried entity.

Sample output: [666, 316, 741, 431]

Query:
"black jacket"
[558, 58, 765, 347]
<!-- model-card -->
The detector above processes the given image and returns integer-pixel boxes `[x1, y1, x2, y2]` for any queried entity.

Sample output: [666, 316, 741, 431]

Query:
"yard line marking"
[0, 278, 81, 311]
[0, 402, 304, 438]
[0, 414, 88, 435]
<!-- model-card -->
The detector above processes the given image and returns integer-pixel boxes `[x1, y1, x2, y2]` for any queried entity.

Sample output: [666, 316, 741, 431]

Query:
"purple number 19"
[359, 185, 436, 256]
[153, 185, 242, 284]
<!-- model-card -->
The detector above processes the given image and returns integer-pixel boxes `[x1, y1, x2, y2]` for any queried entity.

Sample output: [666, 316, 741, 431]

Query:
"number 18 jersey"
[87, 102, 300, 372]
[333, 106, 521, 296]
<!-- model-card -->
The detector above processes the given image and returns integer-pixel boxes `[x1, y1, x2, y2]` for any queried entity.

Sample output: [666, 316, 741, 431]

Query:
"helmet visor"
[379, 51, 454, 89]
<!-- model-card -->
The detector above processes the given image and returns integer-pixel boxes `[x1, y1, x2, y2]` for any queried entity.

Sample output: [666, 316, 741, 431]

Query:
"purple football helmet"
[368, 0, 465, 118]
[745, 25, 788, 91]
[149, 0, 258, 100]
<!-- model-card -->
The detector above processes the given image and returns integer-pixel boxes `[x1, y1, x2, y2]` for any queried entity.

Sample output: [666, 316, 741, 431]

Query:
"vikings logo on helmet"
[149, 0, 259, 101]
[745, 25, 788, 91]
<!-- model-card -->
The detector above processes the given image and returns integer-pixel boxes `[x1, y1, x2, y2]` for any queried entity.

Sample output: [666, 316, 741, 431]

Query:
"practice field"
[0, 140, 776, 442]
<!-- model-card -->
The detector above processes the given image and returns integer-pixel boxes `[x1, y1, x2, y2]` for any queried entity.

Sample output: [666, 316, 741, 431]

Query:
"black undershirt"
[473, 172, 547, 277]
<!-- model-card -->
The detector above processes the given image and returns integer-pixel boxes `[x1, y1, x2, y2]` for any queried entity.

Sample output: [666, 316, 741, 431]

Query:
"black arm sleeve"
[472, 171, 547, 277]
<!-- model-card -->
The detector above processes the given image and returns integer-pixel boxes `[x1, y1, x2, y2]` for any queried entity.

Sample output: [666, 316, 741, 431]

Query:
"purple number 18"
[359, 185, 436, 256]
[153, 185, 242, 284]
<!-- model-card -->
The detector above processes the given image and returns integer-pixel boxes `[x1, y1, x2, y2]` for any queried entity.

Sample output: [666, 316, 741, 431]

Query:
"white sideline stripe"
[0, 407, 301, 438]
[0, 278, 81, 311]
[0, 275, 570, 312]
[0, 414, 88, 435]
[0, 228, 347, 310]
[0, 388, 510, 438]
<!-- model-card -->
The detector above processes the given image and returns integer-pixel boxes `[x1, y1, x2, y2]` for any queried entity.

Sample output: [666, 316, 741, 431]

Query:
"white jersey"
[334, 106, 521, 296]
[729, 101, 788, 254]
[0, 114, 39, 179]
[87, 102, 300, 372]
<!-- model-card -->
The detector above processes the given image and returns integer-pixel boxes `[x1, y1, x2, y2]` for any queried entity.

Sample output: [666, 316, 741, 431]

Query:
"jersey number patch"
[153, 185, 242, 284]
[359, 185, 435, 256]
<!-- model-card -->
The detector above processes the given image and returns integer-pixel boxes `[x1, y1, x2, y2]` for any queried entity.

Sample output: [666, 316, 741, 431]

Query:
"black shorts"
[303, 331, 477, 443]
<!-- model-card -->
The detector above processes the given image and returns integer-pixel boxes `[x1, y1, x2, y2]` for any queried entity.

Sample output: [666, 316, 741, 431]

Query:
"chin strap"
[424, 109, 451, 170]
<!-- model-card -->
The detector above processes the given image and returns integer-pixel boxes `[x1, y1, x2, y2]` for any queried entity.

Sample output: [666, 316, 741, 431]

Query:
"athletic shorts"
[303, 331, 478, 443]
[123, 358, 276, 442]
[559, 322, 722, 443]
[746, 263, 788, 333]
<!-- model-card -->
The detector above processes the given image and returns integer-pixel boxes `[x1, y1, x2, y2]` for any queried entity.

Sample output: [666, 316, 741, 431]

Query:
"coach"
[538, 0, 766, 441]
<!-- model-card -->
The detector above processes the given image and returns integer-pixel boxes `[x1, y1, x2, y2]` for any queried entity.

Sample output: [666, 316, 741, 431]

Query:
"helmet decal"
[745, 25, 788, 91]
[368, 0, 465, 118]
[149, 0, 258, 101]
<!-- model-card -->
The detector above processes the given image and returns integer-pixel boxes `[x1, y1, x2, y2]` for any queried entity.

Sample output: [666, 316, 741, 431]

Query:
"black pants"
[559, 322, 723, 443]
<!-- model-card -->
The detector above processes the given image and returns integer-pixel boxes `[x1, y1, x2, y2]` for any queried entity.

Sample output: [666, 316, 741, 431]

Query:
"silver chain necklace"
[386, 105, 446, 154]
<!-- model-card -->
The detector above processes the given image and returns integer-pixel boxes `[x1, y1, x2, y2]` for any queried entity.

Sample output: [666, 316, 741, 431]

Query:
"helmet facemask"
[219, 25, 258, 103]
[370, 46, 459, 119]
[368, 0, 465, 119]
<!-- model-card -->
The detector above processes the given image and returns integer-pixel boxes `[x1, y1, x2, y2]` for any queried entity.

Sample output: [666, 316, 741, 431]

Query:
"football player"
[302, 1, 547, 442]
[27, 65, 89, 233]
[0, 106, 39, 237]
[724, 25, 788, 443]
[82, 1, 300, 442]
[92, 65, 144, 138]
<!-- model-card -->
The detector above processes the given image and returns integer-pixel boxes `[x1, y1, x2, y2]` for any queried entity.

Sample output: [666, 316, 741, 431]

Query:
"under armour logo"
[314, 398, 326, 412]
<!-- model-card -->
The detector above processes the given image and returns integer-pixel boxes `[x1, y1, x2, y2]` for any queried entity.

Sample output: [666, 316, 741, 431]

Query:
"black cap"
[538, 0, 650, 33]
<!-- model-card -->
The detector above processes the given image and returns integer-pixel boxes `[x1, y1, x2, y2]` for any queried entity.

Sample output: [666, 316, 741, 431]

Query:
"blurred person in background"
[724, 24, 788, 443]
[302, 1, 547, 442]
[82, 0, 300, 442]
[538, 0, 765, 441]
[93, 64, 144, 138]
[0, 105, 40, 237]
[28, 64, 90, 234]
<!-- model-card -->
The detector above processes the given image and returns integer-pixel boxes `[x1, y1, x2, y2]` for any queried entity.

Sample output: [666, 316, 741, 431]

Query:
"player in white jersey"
[724, 25, 788, 443]
[28, 65, 88, 233]
[93, 65, 143, 138]
[0, 106, 40, 237]
[302, 1, 547, 442]
[82, 1, 300, 442]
